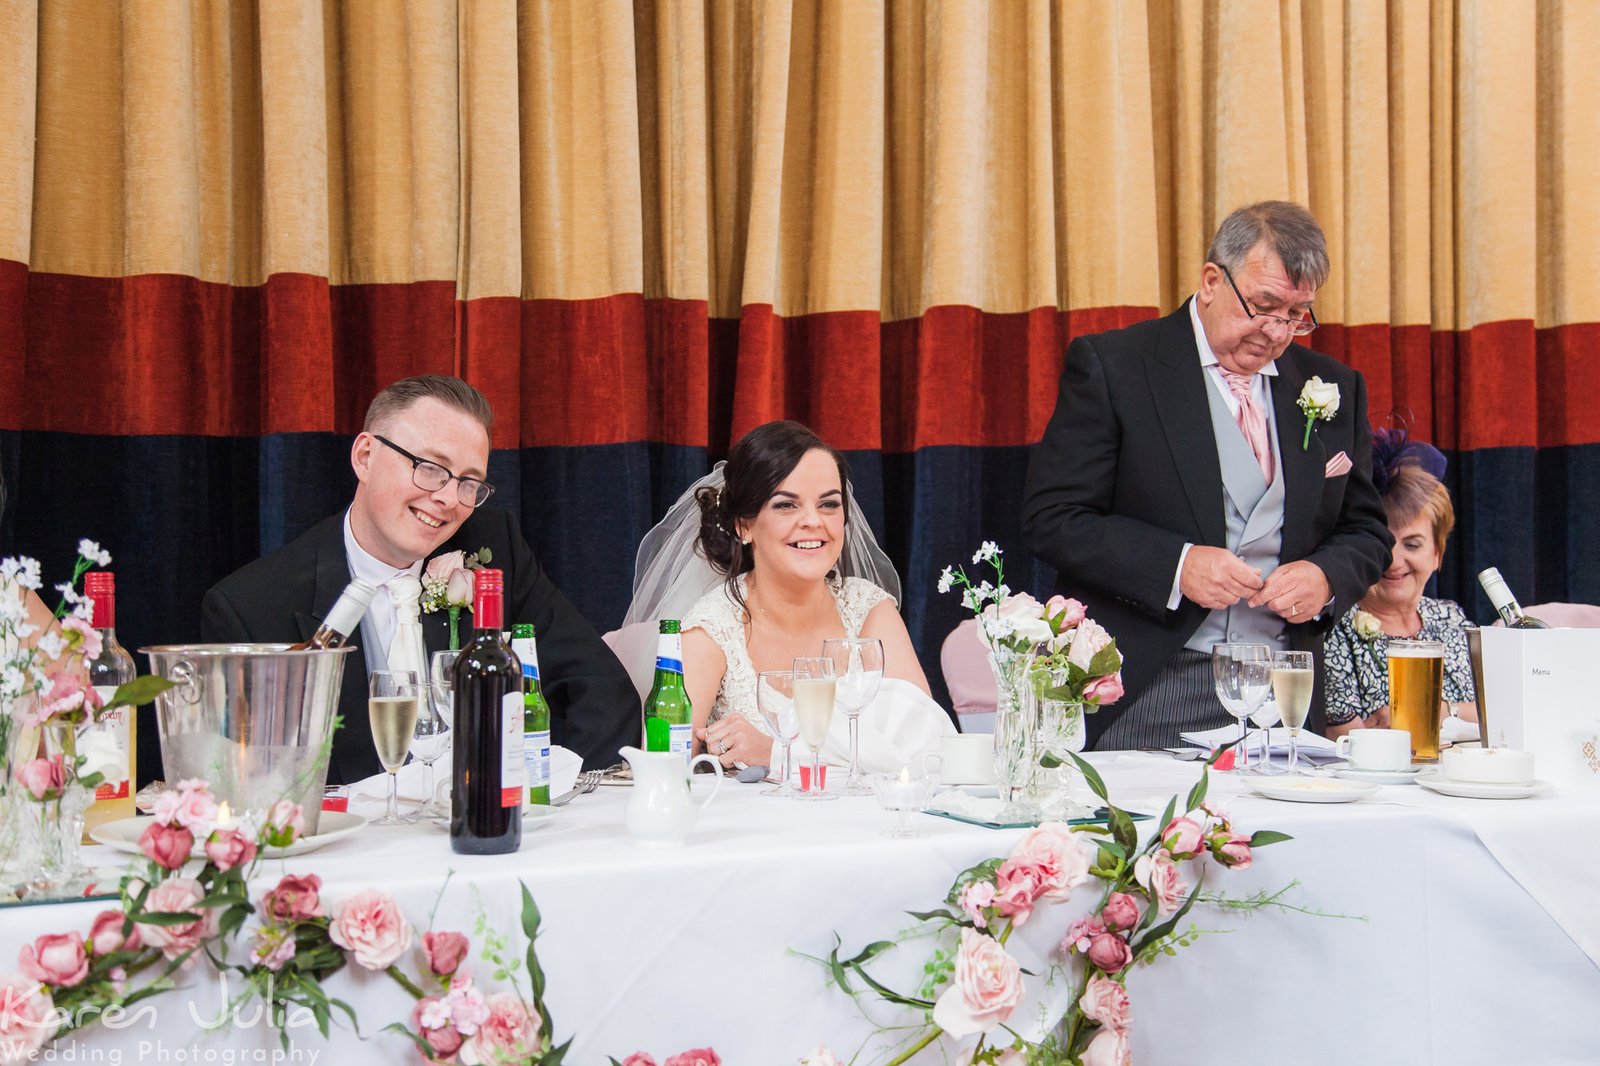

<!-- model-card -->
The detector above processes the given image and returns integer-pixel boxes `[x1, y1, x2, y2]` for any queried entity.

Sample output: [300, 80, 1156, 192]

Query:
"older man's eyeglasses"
[1218, 263, 1318, 337]
[373, 435, 496, 508]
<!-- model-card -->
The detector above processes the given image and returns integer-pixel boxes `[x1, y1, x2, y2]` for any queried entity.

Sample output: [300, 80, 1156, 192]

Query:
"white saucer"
[1331, 765, 1423, 786]
[1246, 777, 1380, 804]
[520, 805, 560, 830]
[1416, 771, 1552, 800]
[90, 811, 367, 859]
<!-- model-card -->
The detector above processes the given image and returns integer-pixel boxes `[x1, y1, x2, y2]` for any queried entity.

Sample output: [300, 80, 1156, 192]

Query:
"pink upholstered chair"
[1520, 603, 1600, 628]
[941, 619, 996, 733]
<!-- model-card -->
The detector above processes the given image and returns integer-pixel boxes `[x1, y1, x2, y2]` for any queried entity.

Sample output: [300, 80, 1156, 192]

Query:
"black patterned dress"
[1322, 597, 1476, 726]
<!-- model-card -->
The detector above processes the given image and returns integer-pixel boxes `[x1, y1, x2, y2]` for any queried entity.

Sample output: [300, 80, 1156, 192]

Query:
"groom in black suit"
[202, 375, 639, 784]
[1023, 202, 1392, 748]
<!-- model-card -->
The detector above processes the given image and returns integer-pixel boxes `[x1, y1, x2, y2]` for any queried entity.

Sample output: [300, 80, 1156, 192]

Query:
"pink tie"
[1219, 368, 1274, 485]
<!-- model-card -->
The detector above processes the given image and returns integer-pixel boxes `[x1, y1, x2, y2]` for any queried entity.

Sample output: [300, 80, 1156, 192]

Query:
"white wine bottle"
[1477, 567, 1550, 630]
[291, 579, 379, 649]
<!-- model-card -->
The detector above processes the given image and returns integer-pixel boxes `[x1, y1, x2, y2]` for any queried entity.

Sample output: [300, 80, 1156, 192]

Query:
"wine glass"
[369, 670, 421, 826]
[820, 637, 883, 796]
[1250, 698, 1283, 774]
[410, 679, 451, 819]
[1212, 644, 1271, 771]
[1271, 651, 1316, 774]
[756, 670, 801, 798]
[790, 656, 837, 801]
[430, 650, 459, 728]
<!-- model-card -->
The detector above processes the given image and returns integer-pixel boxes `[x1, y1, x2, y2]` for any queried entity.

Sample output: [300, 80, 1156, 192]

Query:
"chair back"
[1521, 602, 1600, 628]
[941, 619, 997, 728]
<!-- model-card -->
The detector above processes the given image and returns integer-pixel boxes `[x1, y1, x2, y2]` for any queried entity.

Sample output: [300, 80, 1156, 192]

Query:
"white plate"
[1331, 765, 1423, 786]
[520, 805, 560, 830]
[1415, 772, 1553, 800]
[90, 811, 367, 859]
[1246, 778, 1380, 803]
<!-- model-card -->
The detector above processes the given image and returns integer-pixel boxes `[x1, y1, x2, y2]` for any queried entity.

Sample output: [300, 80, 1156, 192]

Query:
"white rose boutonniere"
[1296, 376, 1340, 449]
[1351, 608, 1382, 643]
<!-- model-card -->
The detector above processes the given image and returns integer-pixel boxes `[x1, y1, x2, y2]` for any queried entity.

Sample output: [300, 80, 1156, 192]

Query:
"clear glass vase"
[988, 644, 1041, 823]
[1034, 691, 1087, 818]
[7, 716, 94, 898]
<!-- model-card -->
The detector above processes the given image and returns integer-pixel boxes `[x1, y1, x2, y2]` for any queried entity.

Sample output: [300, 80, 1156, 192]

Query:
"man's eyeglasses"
[373, 435, 496, 508]
[1217, 263, 1318, 337]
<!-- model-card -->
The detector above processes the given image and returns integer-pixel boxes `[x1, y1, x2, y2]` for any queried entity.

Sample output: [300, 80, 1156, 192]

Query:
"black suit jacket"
[200, 508, 640, 784]
[1022, 302, 1393, 741]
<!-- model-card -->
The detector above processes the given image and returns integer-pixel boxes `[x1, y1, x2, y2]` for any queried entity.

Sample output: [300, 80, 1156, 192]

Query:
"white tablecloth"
[5, 755, 1600, 1064]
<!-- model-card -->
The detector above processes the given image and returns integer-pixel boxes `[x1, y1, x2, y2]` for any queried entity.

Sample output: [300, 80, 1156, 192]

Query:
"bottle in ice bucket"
[511, 623, 552, 806]
[643, 620, 692, 760]
[451, 570, 523, 855]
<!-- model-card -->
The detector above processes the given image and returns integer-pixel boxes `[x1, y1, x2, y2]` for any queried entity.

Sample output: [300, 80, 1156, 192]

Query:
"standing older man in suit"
[1022, 201, 1393, 749]
[202, 375, 639, 784]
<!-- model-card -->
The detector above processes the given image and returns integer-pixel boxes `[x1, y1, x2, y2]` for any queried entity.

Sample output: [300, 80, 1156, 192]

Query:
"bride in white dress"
[623, 421, 952, 772]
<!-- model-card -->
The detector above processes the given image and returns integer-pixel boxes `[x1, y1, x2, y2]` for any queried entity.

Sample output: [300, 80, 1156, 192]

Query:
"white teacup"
[1439, 746, 1534, 785]
[1335, 728, 1412, 772]
[921, 733, 995, 785]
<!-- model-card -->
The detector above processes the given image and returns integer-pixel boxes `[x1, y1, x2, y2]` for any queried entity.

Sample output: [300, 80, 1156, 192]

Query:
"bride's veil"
[622, 461, 901, 627]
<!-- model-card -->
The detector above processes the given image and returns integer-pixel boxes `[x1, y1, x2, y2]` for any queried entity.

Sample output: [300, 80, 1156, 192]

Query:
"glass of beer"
[1388, 639, 1446, 762]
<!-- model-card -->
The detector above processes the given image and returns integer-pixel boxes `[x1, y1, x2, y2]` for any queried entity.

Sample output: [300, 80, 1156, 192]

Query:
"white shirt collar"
[1189, 295, 1278, 377]
[342, 508, 424, 585]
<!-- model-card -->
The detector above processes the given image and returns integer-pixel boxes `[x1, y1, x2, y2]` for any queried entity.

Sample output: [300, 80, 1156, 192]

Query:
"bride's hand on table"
[697, 717, 765, 770]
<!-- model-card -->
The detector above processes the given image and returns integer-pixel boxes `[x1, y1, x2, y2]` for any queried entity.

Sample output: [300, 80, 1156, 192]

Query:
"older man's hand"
[1249, 560, 1332, 623]
[1180, 546, 1265, 610]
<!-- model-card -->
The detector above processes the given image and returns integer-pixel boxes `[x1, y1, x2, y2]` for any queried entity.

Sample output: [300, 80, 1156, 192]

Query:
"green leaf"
[1248, 829, 1294, 848]
[1039, 751, 1063, 769]
[1184, 763, 1210, 814]
[1086, 639, 1121, 679]
[1067, 752, 1109, 804]
[1156, 797, 1176, 836]
[103, 674, 178, 710]
[905, 908, 955, 923]
[1131, 873, 1207, 959]
[945, 857, 1005, 906]
[1109, 807, 1138, 854]
[129, 910, 203, 927]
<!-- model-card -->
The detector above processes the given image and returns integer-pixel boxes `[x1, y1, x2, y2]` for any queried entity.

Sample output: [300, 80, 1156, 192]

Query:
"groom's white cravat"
[385, 574, 428, 684]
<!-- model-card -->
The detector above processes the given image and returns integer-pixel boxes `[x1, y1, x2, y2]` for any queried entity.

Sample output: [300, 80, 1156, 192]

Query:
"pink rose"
[1062, 914, 1106, 954]
[799, 1046, 842, 1066]
[1086, 932, 1132, 974]
[663, 1050, 721, 1066]
[1133, 850, 1190, 916]
[1212, 830, 1253, 870]
[329, 889, 413, 971]
[1066, 619, 1113, 671]
[413, 997, 465, 1059]
[1101, 891, 1141, 932]
[958, 881, 995, 930]
[424, 551, 467, 585]
[261, 873, 324, 922]
[139, 877, 220, 962]
[171, 787, 219, 836]
[1045, 595, 1088, 629]
[619, 1055, 658, 1066]
[443, 982, 490, 1035]
[1081, 1026, 1132, 1066]
[930, 928, 1024, 1038]
[86, 910, 140, 956]
[446, 570, 476, 608]
[61, 615, 103, 661]
[204, 828, 257, 872]
[1007, 822, 1091, 903]
[264, 801, 306, 847]
[0, 973, 54, 1062]
[424, 931, 470, 977]
[464, 992, 541, 1064]
[16, 756, 65, 800]
[993, 861, 1041, 927]
[1084, 671, 1125, 706]
[138, 821, 195, 871]
[1161, 815, 1205, 858]
[39, 672, 100, 720]
[249, 926, 297, 972]
[1079, 973, 1132, 1032]
[18, 933, 88, 988]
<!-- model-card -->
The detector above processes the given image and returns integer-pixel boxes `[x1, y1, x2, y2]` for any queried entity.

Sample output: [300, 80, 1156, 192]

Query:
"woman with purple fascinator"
[1321, 425, 1478, 737]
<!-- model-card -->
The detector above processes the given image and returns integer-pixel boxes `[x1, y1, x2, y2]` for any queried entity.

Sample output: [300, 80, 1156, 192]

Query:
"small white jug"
[618, 746, 724, 846]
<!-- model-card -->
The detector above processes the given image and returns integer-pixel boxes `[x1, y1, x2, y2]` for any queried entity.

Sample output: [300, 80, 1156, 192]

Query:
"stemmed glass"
[1212, 644, 1271, 772]
[410, 666, 451, 820]
[790, 657, 837, 801]
[1251, 699, 1283, 773]
[1271, 651, 1316, 774]
[756, 670, 802, 798]
[368, 670, 421, 826]
[821, 637, 883, 797]
[429, 651, 459, 729]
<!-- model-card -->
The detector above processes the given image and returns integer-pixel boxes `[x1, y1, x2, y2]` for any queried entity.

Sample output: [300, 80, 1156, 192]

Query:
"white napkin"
[1181, 723, 1339, 757]
[803, 678, 957, 773]
[1441, 717, 1480, 745]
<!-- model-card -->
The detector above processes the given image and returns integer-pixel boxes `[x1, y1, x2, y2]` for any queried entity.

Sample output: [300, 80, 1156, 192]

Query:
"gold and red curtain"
[3, 1, 1596, 737]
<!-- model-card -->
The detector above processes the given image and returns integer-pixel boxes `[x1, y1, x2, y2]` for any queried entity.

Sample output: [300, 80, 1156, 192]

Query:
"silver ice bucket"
[142, 644, 355, 836]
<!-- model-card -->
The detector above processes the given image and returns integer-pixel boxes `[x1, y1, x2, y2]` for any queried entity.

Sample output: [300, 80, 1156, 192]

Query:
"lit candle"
[215, 801, 232, 828]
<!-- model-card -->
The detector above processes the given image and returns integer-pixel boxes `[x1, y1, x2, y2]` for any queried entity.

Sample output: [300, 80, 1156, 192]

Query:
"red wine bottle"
[450, 569, 524, 854]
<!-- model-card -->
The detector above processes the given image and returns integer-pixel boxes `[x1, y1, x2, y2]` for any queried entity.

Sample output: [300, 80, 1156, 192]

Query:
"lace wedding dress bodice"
[682, 576, 890, 735]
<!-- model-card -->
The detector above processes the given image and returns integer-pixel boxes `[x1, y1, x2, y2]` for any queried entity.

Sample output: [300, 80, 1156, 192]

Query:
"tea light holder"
[869, 768, 937, 838]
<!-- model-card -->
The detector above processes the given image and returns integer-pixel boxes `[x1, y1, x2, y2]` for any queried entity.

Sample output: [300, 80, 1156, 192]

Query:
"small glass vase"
[10, 718, 95, 898]
[1034, 692, 1087, 818]
[988, 644, 1041, 824]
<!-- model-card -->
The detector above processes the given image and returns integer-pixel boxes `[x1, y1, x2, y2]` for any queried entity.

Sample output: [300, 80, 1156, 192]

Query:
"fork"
[551, 770, 603, 806]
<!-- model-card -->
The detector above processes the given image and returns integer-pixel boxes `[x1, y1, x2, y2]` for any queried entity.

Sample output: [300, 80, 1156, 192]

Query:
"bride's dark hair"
[695, 421, 850, 611]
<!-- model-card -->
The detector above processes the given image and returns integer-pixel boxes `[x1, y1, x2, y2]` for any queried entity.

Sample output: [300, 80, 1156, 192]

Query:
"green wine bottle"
[510, 623, 552, 805]
[643, 619, 692, 759]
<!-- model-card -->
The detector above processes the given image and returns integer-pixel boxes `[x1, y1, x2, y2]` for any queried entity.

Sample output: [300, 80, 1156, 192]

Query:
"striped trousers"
[1093, 648, 1232, 750]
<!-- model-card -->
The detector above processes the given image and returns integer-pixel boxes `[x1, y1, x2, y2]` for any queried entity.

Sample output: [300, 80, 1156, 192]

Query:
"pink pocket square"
[1324, 451, 1353, 478]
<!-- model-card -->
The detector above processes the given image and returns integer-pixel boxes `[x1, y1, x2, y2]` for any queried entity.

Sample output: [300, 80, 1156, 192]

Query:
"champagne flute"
[1271, 651, 1315, 774]
[369, 670, 421, 826]
[1212, 643, 1269, 772]
[790, 657, 837, 801]
[821, 637, 883, 796]
[756, 671, 801, 798]
[410, 683, 451, 820]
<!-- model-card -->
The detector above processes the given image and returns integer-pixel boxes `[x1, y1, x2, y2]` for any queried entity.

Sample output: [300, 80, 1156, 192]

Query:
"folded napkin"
[1180, 724, 1339, 760]
[352, 745, 583, 811]
[1441, 717, 1480, 745]
[802, 678, 957, 773]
